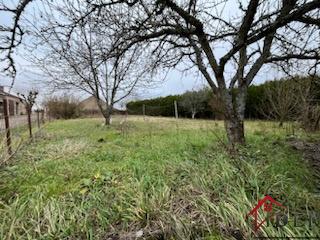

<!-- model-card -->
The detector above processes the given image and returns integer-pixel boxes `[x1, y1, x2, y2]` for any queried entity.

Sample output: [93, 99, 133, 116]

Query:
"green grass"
[0, 122, 38, 164]
[0, 116, 319, 239]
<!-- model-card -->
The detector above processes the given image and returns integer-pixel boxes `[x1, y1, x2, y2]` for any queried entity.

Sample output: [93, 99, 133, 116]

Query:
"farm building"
[0, 86, 26, 117]
[79, 96, 125, 115]
[79, 96, 105, 115]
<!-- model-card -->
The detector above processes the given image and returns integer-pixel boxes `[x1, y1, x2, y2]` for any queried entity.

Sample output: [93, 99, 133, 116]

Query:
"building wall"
[0, 96, 26, 116]
[80, 96, 99, 111]
[80, 96, 106, 111]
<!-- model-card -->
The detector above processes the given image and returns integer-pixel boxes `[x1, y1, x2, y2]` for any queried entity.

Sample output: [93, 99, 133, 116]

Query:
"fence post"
[37, 110, 40, 128]
[142, 104, 146, 120]
[3, 98, 12, 155]
[41, 110, 45, 124]
[174, 100, 178, 119]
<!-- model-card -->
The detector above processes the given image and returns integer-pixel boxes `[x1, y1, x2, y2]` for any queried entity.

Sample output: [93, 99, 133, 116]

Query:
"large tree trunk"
[105, 114, 111, 125]
[221, 87, 247, 146]
[224, 97, 245, 146]
[104, 106, 113, 125]
[224, 117, 245, 145]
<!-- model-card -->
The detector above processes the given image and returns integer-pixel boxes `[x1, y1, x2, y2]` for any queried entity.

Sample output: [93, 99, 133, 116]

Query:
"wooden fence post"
[142, 104, 146, 120]
[3, 98, 12, 155]
[37, 110, 40, 128]
[174, 100, 178, 119]
[41, 110, 45, 124]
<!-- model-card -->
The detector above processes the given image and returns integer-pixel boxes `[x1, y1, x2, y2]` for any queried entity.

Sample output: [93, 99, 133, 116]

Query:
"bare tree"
[180, 89, 208, 119]
[18, 90, 38, 138]
[295, 76, 320, 131]
[0, 0, 32, 79]
[2, 0, 320, 146]
[104, 0, 320, 146]
[27, 2, 150, 125]
[262, 76, 320, 129]
[263, 80, 298, 127]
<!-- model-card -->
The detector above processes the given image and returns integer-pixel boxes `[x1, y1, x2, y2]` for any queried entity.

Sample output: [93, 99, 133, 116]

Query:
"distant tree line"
[127, 76, 320, 130]
[43, 76, 320, 131]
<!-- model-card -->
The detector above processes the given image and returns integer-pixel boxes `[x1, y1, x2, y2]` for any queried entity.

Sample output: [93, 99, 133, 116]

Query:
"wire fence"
[127, 104, 176, 117]
[126, 100, 216, 119]
[0, 111, 46, 166]
[127, 101, 180, 118]
[0, 114, 36, 131]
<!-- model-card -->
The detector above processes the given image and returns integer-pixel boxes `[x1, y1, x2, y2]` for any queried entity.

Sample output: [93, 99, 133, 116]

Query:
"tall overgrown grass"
[0, 116, 319, 239]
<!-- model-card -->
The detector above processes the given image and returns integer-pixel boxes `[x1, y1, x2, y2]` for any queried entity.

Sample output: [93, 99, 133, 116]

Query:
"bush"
[45, 95, 81, 119]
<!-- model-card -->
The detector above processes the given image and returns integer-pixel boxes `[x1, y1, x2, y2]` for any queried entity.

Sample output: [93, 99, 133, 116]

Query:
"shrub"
[45, 95, 81, 119]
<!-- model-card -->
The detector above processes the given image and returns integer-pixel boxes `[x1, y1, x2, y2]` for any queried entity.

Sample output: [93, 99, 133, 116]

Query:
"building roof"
[0, 89, 22, 101]
[80, 95, 98, 102]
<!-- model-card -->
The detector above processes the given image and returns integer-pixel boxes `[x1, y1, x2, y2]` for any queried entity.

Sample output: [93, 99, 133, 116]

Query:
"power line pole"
[174, 100, 178, 119]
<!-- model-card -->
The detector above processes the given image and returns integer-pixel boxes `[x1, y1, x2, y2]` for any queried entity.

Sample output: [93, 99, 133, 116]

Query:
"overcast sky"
[0, 0, 282, 105]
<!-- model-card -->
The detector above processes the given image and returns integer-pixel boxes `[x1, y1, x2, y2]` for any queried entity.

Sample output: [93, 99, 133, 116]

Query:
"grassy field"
[0, 120, 39, 163]
[0, 116, 319, 239]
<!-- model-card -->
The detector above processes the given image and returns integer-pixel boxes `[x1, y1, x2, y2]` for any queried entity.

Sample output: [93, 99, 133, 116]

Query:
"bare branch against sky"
[24, 0, 154, 124]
